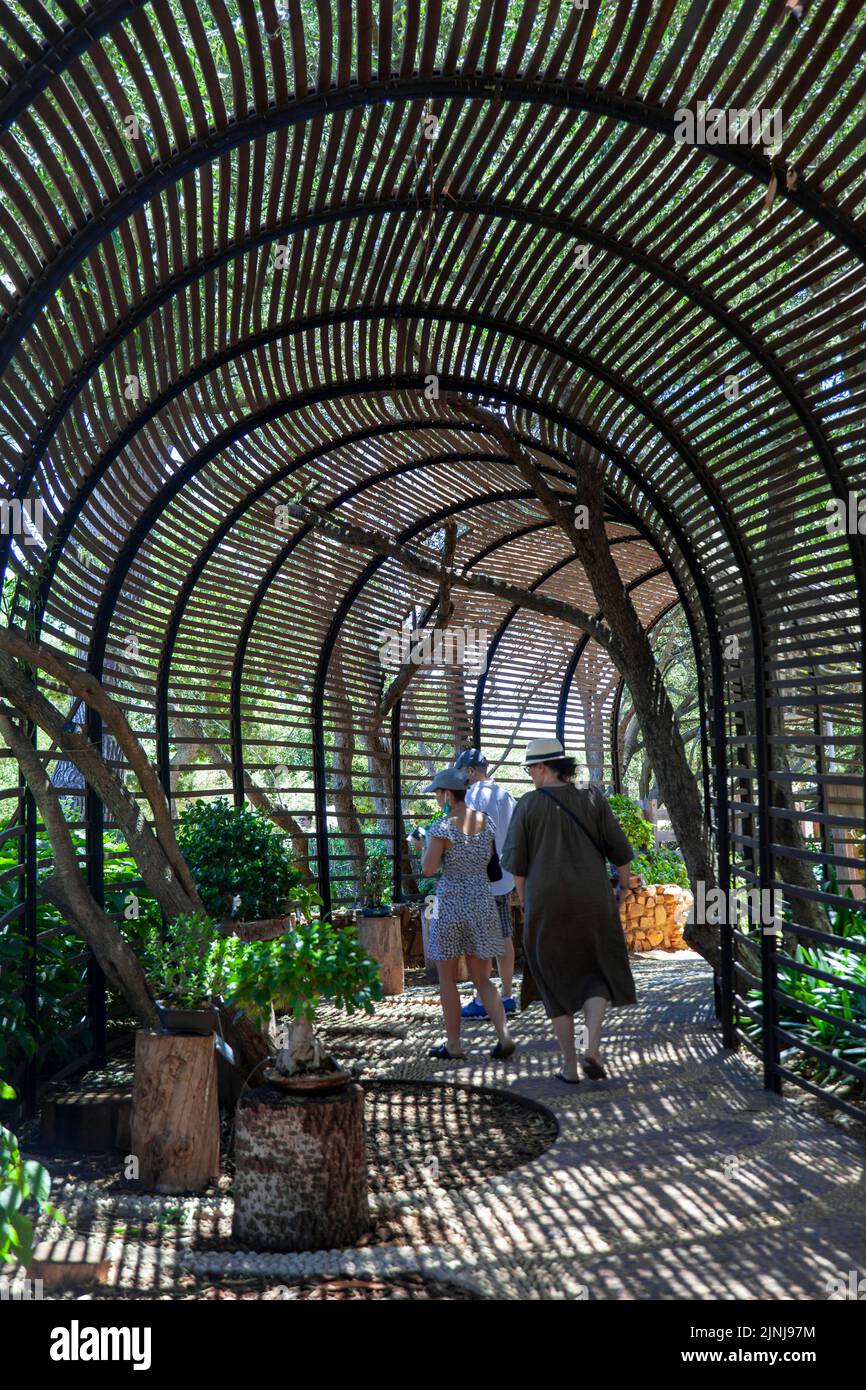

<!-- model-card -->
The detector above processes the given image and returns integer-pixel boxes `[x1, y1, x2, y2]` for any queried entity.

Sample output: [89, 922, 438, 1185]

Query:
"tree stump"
[232, 1083, 369, 1251]
[131, 1031, 220, 1193]
[357, 913, 404, 995]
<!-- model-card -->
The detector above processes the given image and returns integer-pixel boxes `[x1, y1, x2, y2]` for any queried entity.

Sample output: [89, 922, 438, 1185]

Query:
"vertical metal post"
[311, 691, 331, 921]
[22, 753, 38, 1116]
[156, 664, 172, 806]
[753, 636, 780, 1093]
[85, 706, 107, 1068]
[229, 659, 245, 810]
[712, 652, 735, 1049]
[391, 700, 403, 905]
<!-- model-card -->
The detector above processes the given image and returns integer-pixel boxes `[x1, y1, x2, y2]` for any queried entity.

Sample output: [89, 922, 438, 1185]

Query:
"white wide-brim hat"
[523, 737, 568, 766]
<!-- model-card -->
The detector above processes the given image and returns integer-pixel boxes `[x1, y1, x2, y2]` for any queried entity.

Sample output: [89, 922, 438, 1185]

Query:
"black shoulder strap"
[537, 787, 605, 859]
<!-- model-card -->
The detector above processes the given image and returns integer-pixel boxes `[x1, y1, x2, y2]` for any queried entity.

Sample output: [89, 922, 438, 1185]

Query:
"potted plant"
[224, 918, 384, 1090]
[132, 908, 241, 1035]
[176, 799, 321, 940]
[360, 849, 392, 916]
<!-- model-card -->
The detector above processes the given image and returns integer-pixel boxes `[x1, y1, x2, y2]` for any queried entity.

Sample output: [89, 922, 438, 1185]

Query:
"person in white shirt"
[454, 748, 517, 1017]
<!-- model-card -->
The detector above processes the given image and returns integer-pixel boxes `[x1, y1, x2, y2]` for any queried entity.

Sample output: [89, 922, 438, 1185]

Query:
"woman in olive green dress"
[501, 738, 637, 1084]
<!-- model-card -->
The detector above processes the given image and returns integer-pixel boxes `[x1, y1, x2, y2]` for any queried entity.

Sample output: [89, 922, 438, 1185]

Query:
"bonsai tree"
[360, 849, 392, 915]
[177, 799, 320, 923]
[225, 920, 384, 1076]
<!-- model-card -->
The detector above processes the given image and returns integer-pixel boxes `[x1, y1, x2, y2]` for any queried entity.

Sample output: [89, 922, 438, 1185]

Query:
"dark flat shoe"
[428, 1042, 466, 1060]
[490, 1038, 516, 1060]
[555, 1069, 581, 1085]
[581, 1054, 607, 1080]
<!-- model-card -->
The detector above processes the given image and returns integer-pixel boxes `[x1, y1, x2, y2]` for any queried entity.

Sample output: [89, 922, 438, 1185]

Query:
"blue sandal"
[428, 1042, 466, 1060]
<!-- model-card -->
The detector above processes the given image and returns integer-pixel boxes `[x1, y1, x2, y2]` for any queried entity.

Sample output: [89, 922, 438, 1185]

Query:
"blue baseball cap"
[423, 767, 468, 792]
[454, 747, 488, 770]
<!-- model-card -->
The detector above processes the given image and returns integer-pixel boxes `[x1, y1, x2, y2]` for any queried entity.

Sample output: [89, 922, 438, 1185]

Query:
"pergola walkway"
[51, 956, 866, 1300]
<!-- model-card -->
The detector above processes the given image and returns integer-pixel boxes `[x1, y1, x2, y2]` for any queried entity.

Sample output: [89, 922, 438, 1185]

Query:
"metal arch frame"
[156, 442, 512, 797]
[77, 368, 744, 677]
[307, 502, 702, 916]
[74, 368, 740, 830]
[308, 487, 556, 914]
[10, 194, 848, 522]
[226, 462, 536, 807]
[66, 366, 757, 1074]
[24, 299, 753, 613]
[3, 72, 865, 384]
[0, 0, 152, 132]
[152, 425, 629, 798]
[470, 535, 649, 744]
[14, 243, 861, 900]
[78, 366, 738, 822]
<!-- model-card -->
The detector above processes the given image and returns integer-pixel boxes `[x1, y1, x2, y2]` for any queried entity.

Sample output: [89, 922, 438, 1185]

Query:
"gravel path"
[32, 953, 866, 1300]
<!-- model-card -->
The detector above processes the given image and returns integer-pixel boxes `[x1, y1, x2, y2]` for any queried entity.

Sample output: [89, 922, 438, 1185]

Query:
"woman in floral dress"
[420, 768, 516, 1062]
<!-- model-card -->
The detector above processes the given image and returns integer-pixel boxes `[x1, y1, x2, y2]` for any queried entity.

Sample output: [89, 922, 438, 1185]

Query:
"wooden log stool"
[131, 1031, 220, 1193]
[356, 912, 404, 995]
[232, 1083, 369, 1251]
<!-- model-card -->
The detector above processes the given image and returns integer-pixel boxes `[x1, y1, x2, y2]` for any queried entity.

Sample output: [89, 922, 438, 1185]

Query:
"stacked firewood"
[619, 879, 693, 952]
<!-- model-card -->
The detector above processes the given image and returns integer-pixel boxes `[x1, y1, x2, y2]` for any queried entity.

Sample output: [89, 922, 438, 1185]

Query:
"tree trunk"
[0, 631, 199, 906]
[567, 462, 718, 962]
[217, 1000, 278, 1077]
[0, 654, 201, 918]
[232, 1083, 370, 1251]
[131, 1031, 220, 1192]
[0, 713, 160, 1029]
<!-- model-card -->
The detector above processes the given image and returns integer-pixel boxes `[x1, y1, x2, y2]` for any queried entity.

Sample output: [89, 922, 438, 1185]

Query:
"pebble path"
[36, 952, 866, 1300]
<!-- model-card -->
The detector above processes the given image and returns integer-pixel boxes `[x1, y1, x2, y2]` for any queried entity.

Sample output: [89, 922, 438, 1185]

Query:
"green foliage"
[632, 845, 690, 889]
[361, 849, 392, 910]
[0, 1080, 63, 1267]
[0, 822, 140, 1077]
[129, 908, 243, 1007]
[608, 794, 689, 886]
[608, 794, 654, 852]
[746, 939, 866, 1089]
[176, 798, 320, 921]
[224, 919, 384, 1027]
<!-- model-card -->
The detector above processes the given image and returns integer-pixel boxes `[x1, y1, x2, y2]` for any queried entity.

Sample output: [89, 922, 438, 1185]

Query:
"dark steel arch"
[4, 72, 864, 384]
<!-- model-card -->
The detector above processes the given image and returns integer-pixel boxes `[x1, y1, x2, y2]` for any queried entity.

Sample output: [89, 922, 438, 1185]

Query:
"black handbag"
[486, 845, 503, 882]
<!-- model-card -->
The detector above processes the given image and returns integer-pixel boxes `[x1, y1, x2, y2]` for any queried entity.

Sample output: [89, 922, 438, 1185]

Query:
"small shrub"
[130, 908, 243, 1007]
[176, 799, 320, 921]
